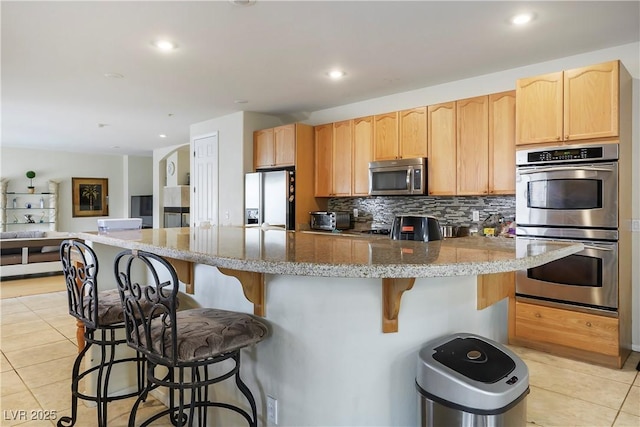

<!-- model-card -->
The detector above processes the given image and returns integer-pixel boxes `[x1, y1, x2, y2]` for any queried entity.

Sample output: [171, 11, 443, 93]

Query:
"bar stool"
[114, 249, 269, 427]
[57, 239, 148, 427]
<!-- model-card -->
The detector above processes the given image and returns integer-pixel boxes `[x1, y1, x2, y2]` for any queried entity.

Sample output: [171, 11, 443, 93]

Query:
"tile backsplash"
[328, 195, 515, 228]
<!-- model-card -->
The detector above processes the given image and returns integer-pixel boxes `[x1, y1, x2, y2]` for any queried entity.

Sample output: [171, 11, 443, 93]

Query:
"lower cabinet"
[512, 300, 624, 367]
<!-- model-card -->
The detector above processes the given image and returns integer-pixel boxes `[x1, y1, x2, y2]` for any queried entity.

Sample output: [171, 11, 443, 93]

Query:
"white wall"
[0, 147, 152, 232]
[189, 111, 282, 226]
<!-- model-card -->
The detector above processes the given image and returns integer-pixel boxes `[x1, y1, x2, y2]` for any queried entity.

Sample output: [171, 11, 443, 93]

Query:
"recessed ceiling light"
[153, 40, 177, 51]
[98, 123, 109, 128]
[511, 13, 534, 25]
[328, 70, 346, 80]
[234, 100, 248, 104]
[111, 145, 120, 149]
[103, 72, 124, 79]
[159, 134, 167, 138]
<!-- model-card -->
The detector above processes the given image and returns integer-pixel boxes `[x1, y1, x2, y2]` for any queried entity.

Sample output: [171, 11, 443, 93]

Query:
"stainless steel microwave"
[369, 158, 427, 196]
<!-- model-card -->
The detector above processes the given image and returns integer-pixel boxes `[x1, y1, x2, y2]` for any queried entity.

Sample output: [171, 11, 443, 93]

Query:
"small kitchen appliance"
[390, 215, 442, 242]
[310, 211, 351, 231]
[369, 157, 427, 196]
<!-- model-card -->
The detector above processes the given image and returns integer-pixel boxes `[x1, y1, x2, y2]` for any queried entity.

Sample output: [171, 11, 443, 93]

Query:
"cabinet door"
[399, 107, 427, 159]
[333, 120, 353, 196]
[314, 124, 333, 197]
[515, 71, 563, 145]
[254, 128, 274, 169]
[489, 91, 516, 195]
[427, 102, 456, 195]
[515, 301, 619, 357]
[274, 124, 296, 167]
[457, 96, 488, 195]
[564, 60, 619, 141]
[373, 112, 399, 161]
[352, 116, 373, 196]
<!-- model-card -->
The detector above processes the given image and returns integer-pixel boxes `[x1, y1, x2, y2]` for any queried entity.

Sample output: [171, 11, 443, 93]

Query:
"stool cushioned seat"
[143, 308, 268, 363]
[90, 287, 158, 326]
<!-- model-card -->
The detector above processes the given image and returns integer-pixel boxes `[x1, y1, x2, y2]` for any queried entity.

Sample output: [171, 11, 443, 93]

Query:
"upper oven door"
[515, 162, 618, 228]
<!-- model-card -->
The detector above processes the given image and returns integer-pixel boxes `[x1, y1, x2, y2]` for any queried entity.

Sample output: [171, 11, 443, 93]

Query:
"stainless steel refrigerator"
[245, 169, 295, 229]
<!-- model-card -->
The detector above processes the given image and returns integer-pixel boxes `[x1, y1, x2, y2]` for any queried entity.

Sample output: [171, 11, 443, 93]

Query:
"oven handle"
[517, 166, 614, 174]
[583, 245, 614, 251]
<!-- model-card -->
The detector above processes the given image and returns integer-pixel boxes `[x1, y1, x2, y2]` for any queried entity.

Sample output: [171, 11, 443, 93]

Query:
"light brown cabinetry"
[332, 120, 353, 197]
[399, 107, 428, 159]
[429, 93, 515, 196]
[516, 60, 620, 145]
[254, 124, 296, 169]
[373, 109, 427, 161]
[373, 112, 399, 161]
[314, 124, 333, 197]
[513, 301, 622, 365]
[352, 116, 373, 196]
[457, 96, 489, 195]
[488, 91, 516, 194]
[315, 117, 372, 198]
[314, 121, 353, 197]
[427, 102, 457, 195]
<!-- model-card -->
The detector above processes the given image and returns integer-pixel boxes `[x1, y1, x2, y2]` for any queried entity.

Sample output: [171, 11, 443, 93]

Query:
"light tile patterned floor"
[1, 277, 639, 426]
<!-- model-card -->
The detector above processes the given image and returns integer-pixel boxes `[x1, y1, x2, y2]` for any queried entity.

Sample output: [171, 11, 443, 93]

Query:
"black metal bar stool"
[57, 239, 148, 427]
[114, 249, 269, 427]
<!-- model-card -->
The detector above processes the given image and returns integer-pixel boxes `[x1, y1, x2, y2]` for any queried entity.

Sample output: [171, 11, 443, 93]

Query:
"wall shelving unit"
[0, 179, 59, 232]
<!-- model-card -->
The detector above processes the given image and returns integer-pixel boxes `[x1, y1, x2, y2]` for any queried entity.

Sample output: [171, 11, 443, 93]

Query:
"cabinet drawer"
[515, 301, 618, 356]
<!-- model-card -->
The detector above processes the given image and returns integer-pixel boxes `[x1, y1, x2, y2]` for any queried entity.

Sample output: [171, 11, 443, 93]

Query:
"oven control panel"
[516, 144, 618, 165]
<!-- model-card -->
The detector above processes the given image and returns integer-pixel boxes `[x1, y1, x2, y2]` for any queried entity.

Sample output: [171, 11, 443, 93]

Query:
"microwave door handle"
[406, 168, 412, 192]
[517, 166, 613, 174]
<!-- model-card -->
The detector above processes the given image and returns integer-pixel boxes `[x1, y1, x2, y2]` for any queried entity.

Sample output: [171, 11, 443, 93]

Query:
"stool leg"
[234, 354, 258, 427]
[56, 339, 93, 427]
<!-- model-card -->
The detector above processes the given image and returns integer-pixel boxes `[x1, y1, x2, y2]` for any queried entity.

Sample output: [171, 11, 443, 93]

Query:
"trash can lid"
[433, 337, 515, 384]
[416, 333, 529, 412]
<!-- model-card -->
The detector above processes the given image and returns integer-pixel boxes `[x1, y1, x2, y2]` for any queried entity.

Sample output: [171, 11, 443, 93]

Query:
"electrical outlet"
[631, 219, 640, 232]
[353, 208, 358, 218]
[267, 395, 278, 424]
[472, 210, 480, 222]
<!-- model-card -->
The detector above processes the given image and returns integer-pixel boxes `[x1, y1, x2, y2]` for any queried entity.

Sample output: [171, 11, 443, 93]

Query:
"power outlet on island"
[267, 395, 278, 424]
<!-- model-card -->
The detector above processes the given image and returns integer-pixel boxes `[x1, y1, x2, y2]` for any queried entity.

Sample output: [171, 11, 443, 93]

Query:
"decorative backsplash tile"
[328, 195, 515, 228]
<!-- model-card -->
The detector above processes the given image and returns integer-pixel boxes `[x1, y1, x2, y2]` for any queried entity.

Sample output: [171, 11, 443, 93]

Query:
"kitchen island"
[76, 226, 582, 426]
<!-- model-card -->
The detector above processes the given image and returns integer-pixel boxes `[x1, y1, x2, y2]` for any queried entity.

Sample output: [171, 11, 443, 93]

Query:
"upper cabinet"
[457, 96, 489, 195]
[516, 60, 621, 145]
[488, 91, 516, 194]
[399, 107, 428, 159]
[352, 116, 373, 196]
[427, 102, 457, 195]
[254, 124, 296, 169]
[314, 124, 334, 197]
[429, 92, 515, 196]
[315, 117, 373, 198]
[373, 108, 427, 161]
[373, 112, 399, 160]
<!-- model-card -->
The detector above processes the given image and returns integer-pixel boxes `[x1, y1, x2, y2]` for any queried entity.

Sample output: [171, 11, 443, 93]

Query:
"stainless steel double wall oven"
[515, 143, 619, 313]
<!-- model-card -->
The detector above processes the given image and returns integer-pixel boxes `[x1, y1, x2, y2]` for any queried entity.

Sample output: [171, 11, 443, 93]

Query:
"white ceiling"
[2, 1, 639, 157]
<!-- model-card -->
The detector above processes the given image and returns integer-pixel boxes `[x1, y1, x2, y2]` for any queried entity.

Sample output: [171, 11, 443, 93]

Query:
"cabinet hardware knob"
[535, 313, 541, 318]
[586, 322, 592, 327]
[556, 136, 561, 141]
[565, 136, 569, 140]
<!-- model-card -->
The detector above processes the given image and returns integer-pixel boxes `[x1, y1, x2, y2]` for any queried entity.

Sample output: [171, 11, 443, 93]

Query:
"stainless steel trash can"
[416, 333, 529, 427]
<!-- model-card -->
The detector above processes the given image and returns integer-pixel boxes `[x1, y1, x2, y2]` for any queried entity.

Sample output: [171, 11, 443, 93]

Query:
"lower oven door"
[516, 236, 618, 311]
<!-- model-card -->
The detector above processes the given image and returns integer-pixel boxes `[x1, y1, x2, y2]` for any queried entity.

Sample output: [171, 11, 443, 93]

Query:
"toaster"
[310, 211, 351, 231]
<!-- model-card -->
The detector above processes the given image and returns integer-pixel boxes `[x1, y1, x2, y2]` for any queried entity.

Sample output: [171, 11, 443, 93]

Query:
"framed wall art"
[72, 177, 109, 217]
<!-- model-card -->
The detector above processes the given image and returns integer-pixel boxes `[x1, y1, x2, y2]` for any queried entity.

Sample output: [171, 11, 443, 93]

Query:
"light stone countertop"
[74, 226, 583, 279]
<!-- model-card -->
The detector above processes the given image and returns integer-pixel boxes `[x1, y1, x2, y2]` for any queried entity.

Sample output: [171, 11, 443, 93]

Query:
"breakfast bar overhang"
[75, 226, 582, 426]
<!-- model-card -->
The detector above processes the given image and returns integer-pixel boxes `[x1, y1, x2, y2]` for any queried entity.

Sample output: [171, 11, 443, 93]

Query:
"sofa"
[0, 231, 68, 277]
